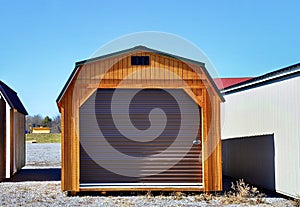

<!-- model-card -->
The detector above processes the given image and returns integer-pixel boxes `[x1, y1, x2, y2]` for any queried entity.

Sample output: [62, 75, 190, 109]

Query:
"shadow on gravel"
[7, 168, 61, 182]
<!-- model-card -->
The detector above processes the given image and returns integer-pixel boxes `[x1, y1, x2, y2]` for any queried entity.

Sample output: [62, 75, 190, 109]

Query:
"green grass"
[26, 133, 61, 143]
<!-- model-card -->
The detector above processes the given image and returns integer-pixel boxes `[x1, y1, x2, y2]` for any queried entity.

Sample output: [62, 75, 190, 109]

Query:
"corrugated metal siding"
[222, 75, 300, 197]
[80, 89, 202, 184]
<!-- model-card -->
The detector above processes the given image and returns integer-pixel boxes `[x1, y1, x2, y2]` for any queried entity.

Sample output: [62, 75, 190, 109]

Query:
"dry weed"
[194, 193, 214, 203]
[170, 191, 186, 200]
[294, 195, 300, 207]
[145, 190, 153, 200]
[222, 179, 265, 205]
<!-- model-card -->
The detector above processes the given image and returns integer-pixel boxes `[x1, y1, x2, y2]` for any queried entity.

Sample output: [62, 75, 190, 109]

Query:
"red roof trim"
[214, 78, 253, 90]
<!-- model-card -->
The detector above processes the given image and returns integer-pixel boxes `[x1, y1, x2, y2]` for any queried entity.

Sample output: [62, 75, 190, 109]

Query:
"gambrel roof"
[56, 45, 224, 103]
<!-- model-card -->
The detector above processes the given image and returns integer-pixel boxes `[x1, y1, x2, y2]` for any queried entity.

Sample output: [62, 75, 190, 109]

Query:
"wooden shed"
[0, 81, 27, 181]
[32, 127, 51, 134]
[56, 46, 224, 194]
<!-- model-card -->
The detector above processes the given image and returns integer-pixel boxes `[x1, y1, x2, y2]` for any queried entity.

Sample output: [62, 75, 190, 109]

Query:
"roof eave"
[0, 90, 28, 116]
[222, 63, 300, 94]
[56, 65, 80, 104]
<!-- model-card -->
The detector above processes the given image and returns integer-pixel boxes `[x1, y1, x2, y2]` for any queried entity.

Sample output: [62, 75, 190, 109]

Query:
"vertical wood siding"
[12, 111, 26, 173]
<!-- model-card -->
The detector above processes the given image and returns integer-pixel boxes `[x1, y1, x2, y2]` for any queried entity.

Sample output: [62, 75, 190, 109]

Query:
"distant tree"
[26, 116, 32, 133]
[26, 114, 61, 133]
[32, 114, 43, 127]
[26, 114, 43, 133]
[41, 116, 52, 127]
[51, 115, 61, 133]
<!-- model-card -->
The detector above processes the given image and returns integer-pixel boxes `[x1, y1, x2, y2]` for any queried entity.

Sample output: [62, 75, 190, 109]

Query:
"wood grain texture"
[13, 111, 26, 172]
[58, 50, 222, 192]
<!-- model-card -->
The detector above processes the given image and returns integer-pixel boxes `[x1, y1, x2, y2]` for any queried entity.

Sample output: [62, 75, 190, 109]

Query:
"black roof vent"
[131, 56, 150, 66]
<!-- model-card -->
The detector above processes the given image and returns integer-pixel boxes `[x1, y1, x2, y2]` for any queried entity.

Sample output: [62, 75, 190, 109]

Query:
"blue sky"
[1, 0, 299, 117]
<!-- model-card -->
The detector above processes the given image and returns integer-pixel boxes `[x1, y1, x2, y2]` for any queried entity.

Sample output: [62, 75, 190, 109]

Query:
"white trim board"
[0, 90, 11, 178]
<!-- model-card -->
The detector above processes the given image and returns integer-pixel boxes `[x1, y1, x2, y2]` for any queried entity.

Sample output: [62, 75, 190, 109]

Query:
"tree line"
[26, 114, 61, 133]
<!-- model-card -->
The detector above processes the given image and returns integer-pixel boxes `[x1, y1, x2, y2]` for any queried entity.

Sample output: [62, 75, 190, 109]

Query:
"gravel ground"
[0, 143, 296, 206]
[0, 181, 295, 207]
[25, 143, 61, 167]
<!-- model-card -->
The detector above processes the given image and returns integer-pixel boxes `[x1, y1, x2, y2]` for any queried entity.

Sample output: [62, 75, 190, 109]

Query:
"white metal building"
[221, 63, 300, 198]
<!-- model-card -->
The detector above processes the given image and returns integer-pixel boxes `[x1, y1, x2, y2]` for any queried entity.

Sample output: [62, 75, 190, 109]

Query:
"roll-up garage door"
[79, 89, 202, 185]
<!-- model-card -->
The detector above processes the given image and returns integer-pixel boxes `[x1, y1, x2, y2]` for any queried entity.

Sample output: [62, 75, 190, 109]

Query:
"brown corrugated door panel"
[79, 89, 202, 184]
[0, 98, 6, 181]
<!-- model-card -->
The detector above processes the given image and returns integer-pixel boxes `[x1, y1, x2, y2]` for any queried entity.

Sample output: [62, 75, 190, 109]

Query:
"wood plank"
[61, 105, 65, 190]
[202, 90, 209, 191]
[63, 89, 69, 190]
[13, 111, 25, 172]
[118, 55, 123, 80]
[173, 59, 179, 80]
[145, 53, 151, 82]
[183, 63, 188, 80]
[122, 55, 128, 79]
[208, 95, 213, 191]
[215, 101, 222, 190]
[67, 88, 72, 190]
